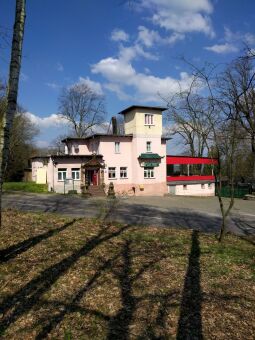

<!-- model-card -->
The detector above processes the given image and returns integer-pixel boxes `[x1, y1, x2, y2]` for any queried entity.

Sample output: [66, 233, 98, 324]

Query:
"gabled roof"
[118, 105, 167, 115]
[62, 134, 133, 143]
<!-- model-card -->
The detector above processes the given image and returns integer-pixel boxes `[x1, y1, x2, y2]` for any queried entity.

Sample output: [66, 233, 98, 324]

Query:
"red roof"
[167, 155, 218, 165]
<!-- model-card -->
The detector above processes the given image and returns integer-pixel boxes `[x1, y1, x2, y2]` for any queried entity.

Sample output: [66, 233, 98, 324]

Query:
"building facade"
[31, 105, 217, 196]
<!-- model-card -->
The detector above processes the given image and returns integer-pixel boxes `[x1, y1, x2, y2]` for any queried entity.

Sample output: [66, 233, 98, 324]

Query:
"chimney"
[111, 116, 118, 135]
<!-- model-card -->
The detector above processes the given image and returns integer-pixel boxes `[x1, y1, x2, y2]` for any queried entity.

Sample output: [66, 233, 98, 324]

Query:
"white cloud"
[111, 29, 129, 42]
[92, 56, 193, 103]
[137, 0, 215, 37]
[57, 62, 64, 72]
[24, 112, 69, 129]
[204, 43, 238, 54]
[119, 43, 158, 61]
[244, 33, 255, 46]
[137, 26, 185, 47]
[205, 27, 255, 54]
[167, 32, 185, 44]
[137, 26, 162, 47]
[77, 76, 103, 95]
[45, 82, 61, 90]
[36, 140, 50, 148]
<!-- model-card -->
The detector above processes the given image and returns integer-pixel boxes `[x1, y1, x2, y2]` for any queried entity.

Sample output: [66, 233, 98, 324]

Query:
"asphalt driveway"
[2, 192, 255, 237]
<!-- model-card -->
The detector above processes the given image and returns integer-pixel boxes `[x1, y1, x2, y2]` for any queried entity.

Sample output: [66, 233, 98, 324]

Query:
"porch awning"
[83, 158, 104, 168]
[138, 153, 163, 159]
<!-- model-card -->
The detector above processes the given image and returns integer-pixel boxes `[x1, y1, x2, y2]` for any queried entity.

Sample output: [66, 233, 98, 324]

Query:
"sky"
[1, 0, 255, 152]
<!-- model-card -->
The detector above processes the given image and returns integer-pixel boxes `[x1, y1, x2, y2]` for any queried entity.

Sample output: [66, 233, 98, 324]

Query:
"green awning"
[138, 153, 163, 159]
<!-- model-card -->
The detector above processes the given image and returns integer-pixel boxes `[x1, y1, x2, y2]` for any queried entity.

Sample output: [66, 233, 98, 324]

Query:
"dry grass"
[0, 210, 254, 339]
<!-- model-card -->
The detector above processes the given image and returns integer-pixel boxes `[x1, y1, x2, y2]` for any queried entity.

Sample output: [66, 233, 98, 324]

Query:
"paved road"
[2, 192, 255, 237]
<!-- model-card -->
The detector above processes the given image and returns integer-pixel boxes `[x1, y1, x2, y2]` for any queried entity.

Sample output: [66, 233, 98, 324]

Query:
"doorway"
[86, 169, 99, 186]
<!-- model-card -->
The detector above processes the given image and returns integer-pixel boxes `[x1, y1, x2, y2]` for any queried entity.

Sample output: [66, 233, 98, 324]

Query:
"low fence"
[217, 186, 250, 198]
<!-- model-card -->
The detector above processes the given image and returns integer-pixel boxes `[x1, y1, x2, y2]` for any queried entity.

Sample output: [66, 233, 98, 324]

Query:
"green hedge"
[3, 182, 48, 193]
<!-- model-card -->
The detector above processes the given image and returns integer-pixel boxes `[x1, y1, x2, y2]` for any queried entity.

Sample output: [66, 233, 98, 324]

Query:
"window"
[144, 167, 154, 178]
[208, 183, 212, 188]
[120, 167, 127, 178]
[183, 184, 187, 190]
[201, 184, 205, 189]
[72, 168, 80, 180]
[146, 141, 151, 152]
[73, 144, 79, 154]
[115, 142, 120, 153]
[145, 114, 154, 125]
[58, 168, 67, 181]
[108, 167, 116, 179]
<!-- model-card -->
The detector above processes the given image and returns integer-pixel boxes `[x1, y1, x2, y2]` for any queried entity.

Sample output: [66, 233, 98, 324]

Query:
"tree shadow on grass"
[32, 239, 173, 339]
[0, 223, 130, 335]
[177, 230, 203, 340]
[0, 219, 77, 263]
[232, 218, 255, 244]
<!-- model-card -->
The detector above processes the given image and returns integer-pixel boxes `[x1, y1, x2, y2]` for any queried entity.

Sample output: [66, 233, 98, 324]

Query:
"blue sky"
[1, 0, 255, 150]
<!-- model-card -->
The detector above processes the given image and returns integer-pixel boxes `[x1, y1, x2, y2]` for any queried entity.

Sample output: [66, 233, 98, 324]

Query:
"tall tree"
[165, 63, 239, 242]
[58, 83, 106, 138]
[6, 109, 38, 181]
[165, 78, 212, 158]
[0, 0, 26, 226]
[219, 57, 255, 180]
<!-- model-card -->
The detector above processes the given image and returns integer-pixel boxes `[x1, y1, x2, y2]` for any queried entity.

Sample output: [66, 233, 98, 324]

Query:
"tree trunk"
[251, 135, 255, 181]
[0, 0, 26, 227]
[218, 215, 226, 243]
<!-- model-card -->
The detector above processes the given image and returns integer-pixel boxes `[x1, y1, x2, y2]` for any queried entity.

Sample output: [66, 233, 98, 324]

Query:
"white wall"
[31, 158, 48, 182]
[168, 183, 215, 196]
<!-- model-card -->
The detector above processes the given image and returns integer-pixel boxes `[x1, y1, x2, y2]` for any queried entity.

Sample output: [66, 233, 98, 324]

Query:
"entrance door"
[86, 169, 98, 186]
[92, 171, 97, 185]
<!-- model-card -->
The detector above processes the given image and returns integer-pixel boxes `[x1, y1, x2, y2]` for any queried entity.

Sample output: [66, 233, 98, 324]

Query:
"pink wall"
[47, 158, 82, 193]
[98, 136, 133, 185]
[45, 135, 168, 195]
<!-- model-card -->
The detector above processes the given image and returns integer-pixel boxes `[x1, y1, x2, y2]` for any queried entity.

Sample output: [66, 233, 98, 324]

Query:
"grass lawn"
[3, 182, 48, 193]
[0, 210, 254, 339]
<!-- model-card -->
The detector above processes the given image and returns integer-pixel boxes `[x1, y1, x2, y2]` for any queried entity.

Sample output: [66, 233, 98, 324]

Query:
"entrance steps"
[88, 185, 106, 197]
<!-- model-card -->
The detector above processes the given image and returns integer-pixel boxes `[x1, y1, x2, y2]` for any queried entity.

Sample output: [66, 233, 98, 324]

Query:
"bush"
[3, 182, 48, 193]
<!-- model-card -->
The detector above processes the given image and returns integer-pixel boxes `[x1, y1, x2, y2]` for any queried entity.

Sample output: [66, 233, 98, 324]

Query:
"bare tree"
[165, 78, 212, 158]
[0, 0, 26, 226]
[165, 63, 240, 242]
[58, 83, 106, 138]
[219, 57, 255, 180]
[48, 134, 69, 155]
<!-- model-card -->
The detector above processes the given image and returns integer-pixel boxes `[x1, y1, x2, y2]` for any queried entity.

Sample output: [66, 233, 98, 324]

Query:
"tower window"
[115, 142, 120, 153]
[146, 141, 151, 152]
[145, 114, 154, 125]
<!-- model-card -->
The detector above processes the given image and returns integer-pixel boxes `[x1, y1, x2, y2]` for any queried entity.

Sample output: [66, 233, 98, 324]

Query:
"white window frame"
[71, 168, 80, 180]
[115, 142, 120, 153]
[58, 168, 67, 181]
[120, 167, 128, 179]
[144, 167, 154, 179]
[108, 167, 116, 179]
[145, 114, 154, 126]
[146, 141, 152, 152]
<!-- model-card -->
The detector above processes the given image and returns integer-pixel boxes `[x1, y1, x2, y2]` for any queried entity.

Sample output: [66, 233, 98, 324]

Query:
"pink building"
[31, 105, 217, 196]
